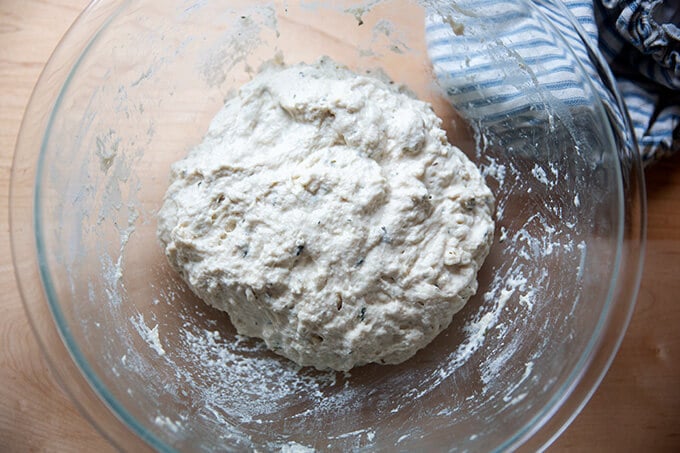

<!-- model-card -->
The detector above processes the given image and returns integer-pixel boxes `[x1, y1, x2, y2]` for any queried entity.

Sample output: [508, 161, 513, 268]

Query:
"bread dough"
[157, 58, 494, 371]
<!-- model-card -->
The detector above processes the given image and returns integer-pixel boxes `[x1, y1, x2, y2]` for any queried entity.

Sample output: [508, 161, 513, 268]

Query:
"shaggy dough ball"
[158, 58, 494, 371]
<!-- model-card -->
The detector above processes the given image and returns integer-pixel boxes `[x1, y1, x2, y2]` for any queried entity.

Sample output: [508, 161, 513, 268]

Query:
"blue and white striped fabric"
[425, 0, 679, 163]
[596, 0, 679, 161]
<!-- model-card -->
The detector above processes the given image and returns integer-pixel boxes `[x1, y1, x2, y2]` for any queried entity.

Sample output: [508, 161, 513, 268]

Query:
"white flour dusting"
[131, 314, 166, 356]
[176, 328, 342, 424]
[531, 163, 550, 186]
[280, 442, 316, 453]
[107, 125, 585, 450]
[76, 1, 595, 450]
[482, 156, 506, 187]
[112, 127, 584, 450]
[154, 415, 184, 433]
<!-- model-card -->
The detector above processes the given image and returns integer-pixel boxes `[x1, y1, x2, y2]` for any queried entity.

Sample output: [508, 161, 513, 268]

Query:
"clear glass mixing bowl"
[10, 0, 645, 451]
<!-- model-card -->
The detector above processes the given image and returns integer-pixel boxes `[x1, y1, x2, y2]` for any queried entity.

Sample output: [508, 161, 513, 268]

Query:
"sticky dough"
[157, 57, 494, 371]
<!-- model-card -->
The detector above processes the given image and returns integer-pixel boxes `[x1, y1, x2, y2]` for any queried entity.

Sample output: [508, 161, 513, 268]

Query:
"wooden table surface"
[1, 1, 679, 451]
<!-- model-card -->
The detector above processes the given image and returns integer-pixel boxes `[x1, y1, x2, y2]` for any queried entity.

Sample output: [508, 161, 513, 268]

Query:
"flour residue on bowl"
[200, 4, 279, 87]
[179, 329, 340, 418]
[131, 314, 166, 356]
[154, 414, 184, 433]
[110, 123, 586, 449]
[78, 0, 596, 450]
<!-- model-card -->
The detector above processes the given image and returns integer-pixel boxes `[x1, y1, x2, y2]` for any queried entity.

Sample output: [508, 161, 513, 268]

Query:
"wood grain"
[1, 2, 114, 451]
[1, 1, 678, 451]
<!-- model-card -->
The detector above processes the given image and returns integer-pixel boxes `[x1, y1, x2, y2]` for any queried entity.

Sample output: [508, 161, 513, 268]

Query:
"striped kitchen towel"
[426, 0, 679, 164]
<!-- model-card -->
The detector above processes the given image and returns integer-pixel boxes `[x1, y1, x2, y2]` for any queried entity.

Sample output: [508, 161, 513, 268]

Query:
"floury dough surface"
[157, 58, 495, 371]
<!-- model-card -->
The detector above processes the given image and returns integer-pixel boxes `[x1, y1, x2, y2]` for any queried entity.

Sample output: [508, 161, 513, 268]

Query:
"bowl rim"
[10, 0, 646, 451]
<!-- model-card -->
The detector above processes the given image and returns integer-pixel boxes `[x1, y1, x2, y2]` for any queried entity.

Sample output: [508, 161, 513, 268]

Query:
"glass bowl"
[10, 0, 645, 451]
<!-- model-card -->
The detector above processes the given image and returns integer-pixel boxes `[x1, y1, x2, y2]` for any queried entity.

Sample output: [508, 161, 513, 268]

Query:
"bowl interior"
[33, 0, 623, 450]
